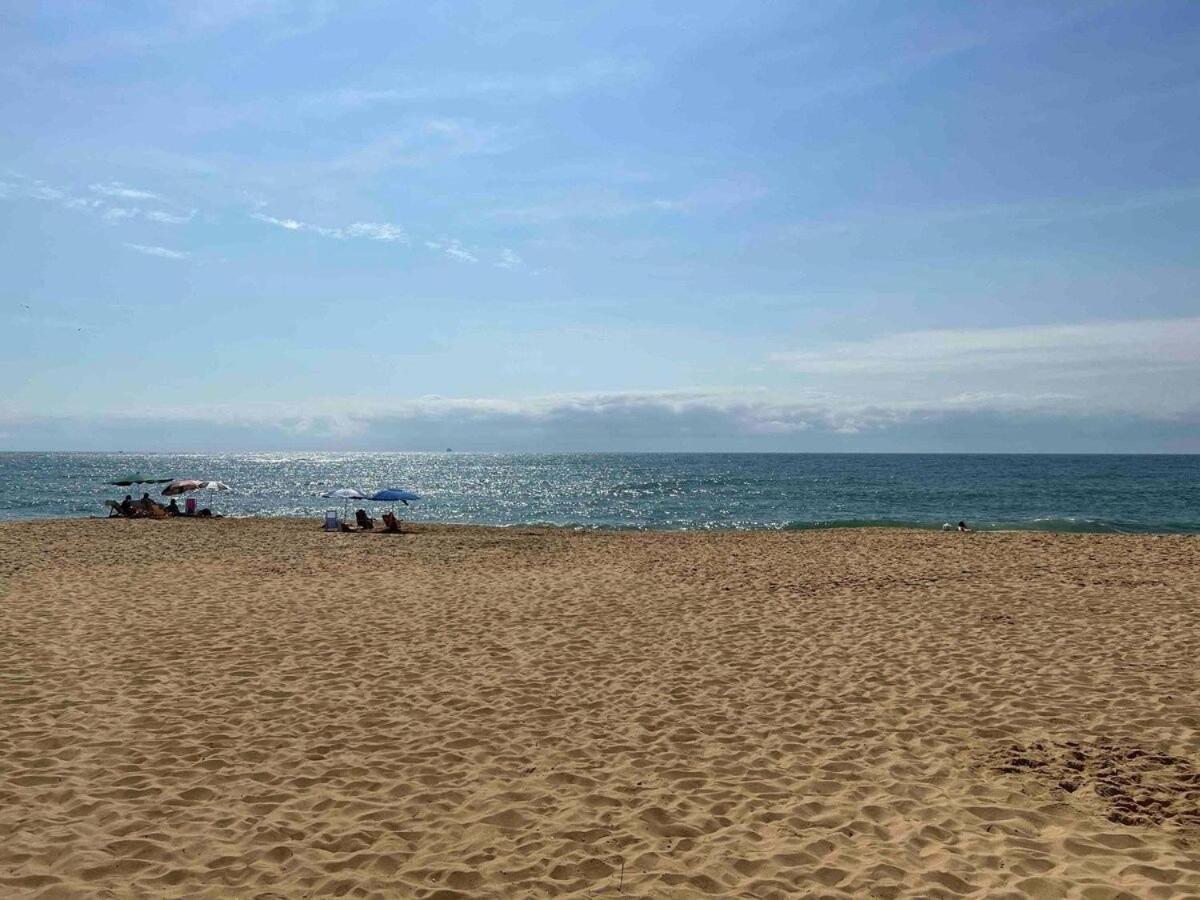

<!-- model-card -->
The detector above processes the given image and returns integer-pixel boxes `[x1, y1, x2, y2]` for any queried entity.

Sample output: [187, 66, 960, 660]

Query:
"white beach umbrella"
[201, 481, 231, 511]
[322, 488, 367, 500]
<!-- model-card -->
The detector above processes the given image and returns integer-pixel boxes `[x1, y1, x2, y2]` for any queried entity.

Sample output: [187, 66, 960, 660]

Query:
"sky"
[1, 0, 1198, 452]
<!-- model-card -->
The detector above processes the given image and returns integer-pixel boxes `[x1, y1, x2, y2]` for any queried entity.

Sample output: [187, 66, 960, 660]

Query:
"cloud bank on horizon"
[1, 1, 1198, 452]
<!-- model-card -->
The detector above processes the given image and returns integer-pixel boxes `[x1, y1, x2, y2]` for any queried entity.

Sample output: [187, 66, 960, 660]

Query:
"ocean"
[1, 452, 1197, 533]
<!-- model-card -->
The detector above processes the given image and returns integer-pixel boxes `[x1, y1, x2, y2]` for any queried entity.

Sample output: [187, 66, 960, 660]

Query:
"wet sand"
[1, 518, 1198, 898]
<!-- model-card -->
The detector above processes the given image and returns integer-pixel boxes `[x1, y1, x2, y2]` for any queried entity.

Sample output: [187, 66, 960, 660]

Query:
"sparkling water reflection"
[0, 452, 1197, 532]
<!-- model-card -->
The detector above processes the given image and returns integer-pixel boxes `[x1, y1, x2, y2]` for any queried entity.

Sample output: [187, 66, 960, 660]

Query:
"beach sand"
[1, 519, 1197, 898]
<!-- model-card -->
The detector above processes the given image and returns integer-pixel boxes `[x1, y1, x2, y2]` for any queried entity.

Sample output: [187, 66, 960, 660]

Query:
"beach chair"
[382, 512, 401, 533]
[323, 509, 339, 532]
[185, 497, 198, 515]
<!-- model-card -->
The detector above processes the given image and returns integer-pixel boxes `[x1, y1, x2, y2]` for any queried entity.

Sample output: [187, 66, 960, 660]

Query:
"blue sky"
[1, 0, 1198, 451]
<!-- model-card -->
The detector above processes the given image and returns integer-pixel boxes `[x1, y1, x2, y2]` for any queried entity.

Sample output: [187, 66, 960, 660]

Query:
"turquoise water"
[1, 452, 1197, 533]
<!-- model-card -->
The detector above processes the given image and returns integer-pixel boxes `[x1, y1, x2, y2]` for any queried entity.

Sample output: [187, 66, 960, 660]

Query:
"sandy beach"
[1, 519, 1197, 898]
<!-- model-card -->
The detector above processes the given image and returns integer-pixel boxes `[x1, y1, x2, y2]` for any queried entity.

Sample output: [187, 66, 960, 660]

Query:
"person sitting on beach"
[356, 509, 375, 530]
[957, 520, 972, 532]
[139, 492, 154, 512]
[120, 495, 134, 516]
[165, 499, 181, 516]
[381, 511, 400, 532]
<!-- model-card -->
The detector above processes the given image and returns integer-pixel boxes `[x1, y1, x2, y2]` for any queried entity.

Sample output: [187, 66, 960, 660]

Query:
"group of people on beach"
[108, 493, 213, 519]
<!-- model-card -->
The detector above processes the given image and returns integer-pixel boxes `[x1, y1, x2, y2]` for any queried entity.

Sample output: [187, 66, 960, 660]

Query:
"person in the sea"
[165, 499, 181, 517]
[120, 495, 134, 516]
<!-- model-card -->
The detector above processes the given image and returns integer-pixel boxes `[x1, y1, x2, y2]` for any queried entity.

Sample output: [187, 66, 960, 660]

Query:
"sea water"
[0, 452, 1197, 533]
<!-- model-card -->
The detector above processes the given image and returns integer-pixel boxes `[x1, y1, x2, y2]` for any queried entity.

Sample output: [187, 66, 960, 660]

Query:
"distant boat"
[446, 448, 454, 452]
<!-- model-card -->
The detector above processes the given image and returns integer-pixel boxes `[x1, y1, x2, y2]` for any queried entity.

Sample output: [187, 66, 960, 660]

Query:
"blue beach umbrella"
[371, 489, 420, 523]
[370, 489, 420, 505]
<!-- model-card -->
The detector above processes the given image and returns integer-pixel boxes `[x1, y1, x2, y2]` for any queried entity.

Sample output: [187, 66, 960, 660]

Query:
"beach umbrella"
[200, 481, 231, 512]
[162, 478, 206, 496]
[323, 488, 367, 500]
[369, 489, 420, 505]
[370, 489, 420, 528]
[109, 474, 172, 487]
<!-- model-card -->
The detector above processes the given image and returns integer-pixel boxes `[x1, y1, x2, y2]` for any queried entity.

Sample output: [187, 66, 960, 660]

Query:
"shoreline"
[7, 513, 1199, 536]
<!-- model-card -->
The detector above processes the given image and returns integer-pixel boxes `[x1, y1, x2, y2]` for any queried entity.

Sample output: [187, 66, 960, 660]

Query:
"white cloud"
[769, 317, 1200, 420]
[252, 212, 407, 243]
[425, 239, 478, 263]
[254, 212, 307, 231]
[3, 176, 194, 224]
[124, 242, 188, 259]
[6, 385, 1196, 452]
[61, 197, 104, 211]
[27, 183, 66, 201]
[344, 222, 408, 243]
[772, 318, 1199, 376]
[90, 181, 165, 202]
[495, 248, 522, 269]
[145, 209, 196, 224]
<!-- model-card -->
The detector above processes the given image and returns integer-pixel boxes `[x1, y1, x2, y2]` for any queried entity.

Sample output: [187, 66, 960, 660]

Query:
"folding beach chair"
[323, 509, 340, 531]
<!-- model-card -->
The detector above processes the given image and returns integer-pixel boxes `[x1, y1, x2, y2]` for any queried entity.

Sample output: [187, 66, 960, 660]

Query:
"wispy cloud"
[489, 176, 767, 224]
[124, 243, 189, 260]
[425, 239, 478, 263]
[328, 118, 508, 174]
[252, 211, 513, 267]
[252, 212, 408, 243]
[144, 209, 196, 224]
[343, 222, 407, 242]
[495, 248, 522, 270]
[304, 58, 648, 112]
[769, 317, 1200, 421]
[16, 1, 337, 68]
[90, 181, 165, 202]
[2, 176, 193, 225]
[771, 318, 1199, 377]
